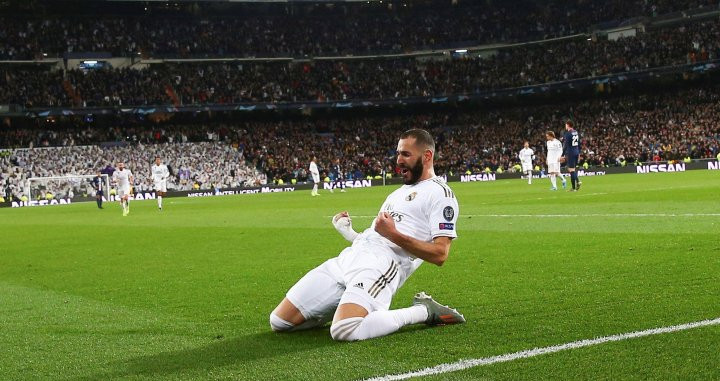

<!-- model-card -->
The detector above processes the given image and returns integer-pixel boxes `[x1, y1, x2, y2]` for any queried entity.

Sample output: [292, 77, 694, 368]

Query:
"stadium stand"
[2, 18, 719, 108]
[0, 0, 714, 59]
[2, 86, 719, 200]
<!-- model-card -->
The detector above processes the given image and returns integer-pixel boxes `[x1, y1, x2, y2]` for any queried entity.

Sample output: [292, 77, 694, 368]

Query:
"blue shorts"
[566, 153, 579, 168]
[96, 190, 104, 196]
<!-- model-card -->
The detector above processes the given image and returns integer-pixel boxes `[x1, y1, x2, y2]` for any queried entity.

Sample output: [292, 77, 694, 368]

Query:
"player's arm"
[332, 211, 359, 242]
[374, 212, 452, 266]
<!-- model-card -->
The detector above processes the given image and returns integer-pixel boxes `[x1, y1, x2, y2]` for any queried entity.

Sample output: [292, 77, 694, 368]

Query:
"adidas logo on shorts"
[353, 282, 364, 290]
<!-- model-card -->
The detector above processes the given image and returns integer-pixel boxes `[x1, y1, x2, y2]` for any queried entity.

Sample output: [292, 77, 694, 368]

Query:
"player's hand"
[332, 211, 350, 224]
[374, 212, 397, 239]
[332, 211, 358, 242]
[559, 156, 566, 163]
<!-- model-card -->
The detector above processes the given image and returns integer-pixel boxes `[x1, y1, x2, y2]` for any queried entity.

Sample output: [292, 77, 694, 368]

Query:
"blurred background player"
[518, 142, 535, 185]
[92, 172, 104, 209]
[545, 131, 567, 191]
[112, 162, 134, 216]
[309, 156, 320, 196]
[151, 156, 170, 210]
[561, 120, 582, 191]
[330, 158, 346, 193]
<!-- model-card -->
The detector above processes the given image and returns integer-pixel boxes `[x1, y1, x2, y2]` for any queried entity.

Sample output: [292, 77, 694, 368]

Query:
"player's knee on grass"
[330, 317, 364, 341]
[269, 312, 295, 332]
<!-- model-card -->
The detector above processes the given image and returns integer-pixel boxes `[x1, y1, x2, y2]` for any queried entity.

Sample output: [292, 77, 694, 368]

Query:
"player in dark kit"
[331, 158, 346, 193]
[560, 120, 582, 191]
[92, 172, 104, 209]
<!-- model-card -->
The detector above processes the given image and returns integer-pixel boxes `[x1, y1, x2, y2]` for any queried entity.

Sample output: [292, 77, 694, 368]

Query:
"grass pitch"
[1, 171, 719, 380]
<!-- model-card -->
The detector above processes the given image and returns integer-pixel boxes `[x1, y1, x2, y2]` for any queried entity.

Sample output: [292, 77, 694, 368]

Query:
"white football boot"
[413, 292, 466, 325]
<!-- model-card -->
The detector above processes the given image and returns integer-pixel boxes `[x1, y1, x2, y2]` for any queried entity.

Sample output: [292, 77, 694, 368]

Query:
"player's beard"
[401, 158, 424, 185]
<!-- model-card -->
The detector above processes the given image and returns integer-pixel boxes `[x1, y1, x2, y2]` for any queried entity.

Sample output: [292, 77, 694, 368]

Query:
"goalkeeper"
[269, 129, 465, 341]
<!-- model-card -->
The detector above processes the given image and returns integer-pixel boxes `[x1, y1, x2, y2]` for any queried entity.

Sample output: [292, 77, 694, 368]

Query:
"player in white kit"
[309, 156, 320, 196]
[112, 162, 134, 216]
[519, 142, 535, 184]
[151, 156, 170, 210]
[270, 129, 465, 341]
[545, 131, 567, 191]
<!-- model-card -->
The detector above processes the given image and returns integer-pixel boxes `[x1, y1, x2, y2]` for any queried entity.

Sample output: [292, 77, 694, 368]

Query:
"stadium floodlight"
[25, 174, 109, 203]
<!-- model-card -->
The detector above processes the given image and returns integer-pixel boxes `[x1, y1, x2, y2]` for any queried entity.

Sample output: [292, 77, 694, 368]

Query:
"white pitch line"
[364, 317, 720, 381]
[331, 213, 720, 218]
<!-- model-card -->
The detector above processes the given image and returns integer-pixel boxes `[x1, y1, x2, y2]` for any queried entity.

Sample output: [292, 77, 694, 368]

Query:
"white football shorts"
[117, 186, 131, 198]
[522, 163, 533, 172]
[312, 175, 320, 184]
[154, 180, 167, 193]
[548, 162, 561, 173]
[286, 245, 404, 322]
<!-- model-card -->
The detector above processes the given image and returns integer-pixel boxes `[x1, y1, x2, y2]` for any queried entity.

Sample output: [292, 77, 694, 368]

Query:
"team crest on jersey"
[405, 192, 417, 201]
[443, 206, 454, 221]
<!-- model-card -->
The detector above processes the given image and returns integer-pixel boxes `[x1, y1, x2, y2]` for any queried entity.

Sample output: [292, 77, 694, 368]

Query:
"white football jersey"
[546, 139, 563, 163]
[519, 148, 534, 164]
[309, 161, 319, 176]
[151, 164, 169, 182]
[352, 176, 459, 275]
[112, 168, 133, 188]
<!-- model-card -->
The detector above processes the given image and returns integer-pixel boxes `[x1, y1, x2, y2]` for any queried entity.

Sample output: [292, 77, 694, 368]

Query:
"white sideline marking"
[364, 317, 720, 381]
[333, 213, 720, 218]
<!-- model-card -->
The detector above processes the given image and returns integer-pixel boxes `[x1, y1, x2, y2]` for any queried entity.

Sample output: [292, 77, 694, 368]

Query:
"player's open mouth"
[401, 168, 409, 175]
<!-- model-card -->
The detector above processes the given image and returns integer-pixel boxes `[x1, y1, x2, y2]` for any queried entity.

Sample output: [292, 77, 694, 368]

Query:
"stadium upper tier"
[0, 0, 715, 60]
[2, 86, 718, 197]
[2, 19, 719, 108]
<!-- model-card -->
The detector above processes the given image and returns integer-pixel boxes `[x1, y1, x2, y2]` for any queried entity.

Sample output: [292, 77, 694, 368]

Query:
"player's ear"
[424, 149, 433, 163]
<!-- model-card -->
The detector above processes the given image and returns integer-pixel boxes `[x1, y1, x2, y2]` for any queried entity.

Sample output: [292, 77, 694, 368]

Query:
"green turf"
[1, 171, 719, 380]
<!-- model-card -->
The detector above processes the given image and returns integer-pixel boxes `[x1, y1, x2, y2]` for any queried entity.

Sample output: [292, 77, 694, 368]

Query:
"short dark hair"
[400, 129, 435, 153]
[545, 130, 555, 138]
[565, 120, 574, 128]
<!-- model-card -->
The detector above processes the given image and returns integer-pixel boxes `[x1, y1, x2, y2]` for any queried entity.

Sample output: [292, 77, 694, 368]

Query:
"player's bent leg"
[271, 258, 344, 333]
[270, 298, 307, 332]
[330, 303, 430, 342]
[329, 268, 430, 342]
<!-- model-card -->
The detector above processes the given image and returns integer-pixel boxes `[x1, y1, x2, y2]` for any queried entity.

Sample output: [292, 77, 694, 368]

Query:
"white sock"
[559, 173, 566, 182]
[158, 196, 162, 208]
[269, 313, 326, 332]
[312, 184, 318, 195]
[527, 172, 532, 184]
[330, 305, 428, 341]
[550, 174, 557, 188]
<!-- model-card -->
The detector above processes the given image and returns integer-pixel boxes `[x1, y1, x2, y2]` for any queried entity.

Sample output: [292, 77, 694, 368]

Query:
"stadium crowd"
[2, 18, 719, 108]
[2, 86, 719, 200]
[0, 142, 265, 201]
[0, 0, 713, 60]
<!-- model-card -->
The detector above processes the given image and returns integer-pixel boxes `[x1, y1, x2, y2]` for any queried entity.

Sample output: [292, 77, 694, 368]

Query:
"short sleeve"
[429, 188, 459, 240]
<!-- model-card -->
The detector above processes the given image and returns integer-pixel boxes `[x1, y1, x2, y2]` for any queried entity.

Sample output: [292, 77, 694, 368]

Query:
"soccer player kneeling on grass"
[270, 129, 465, 341]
